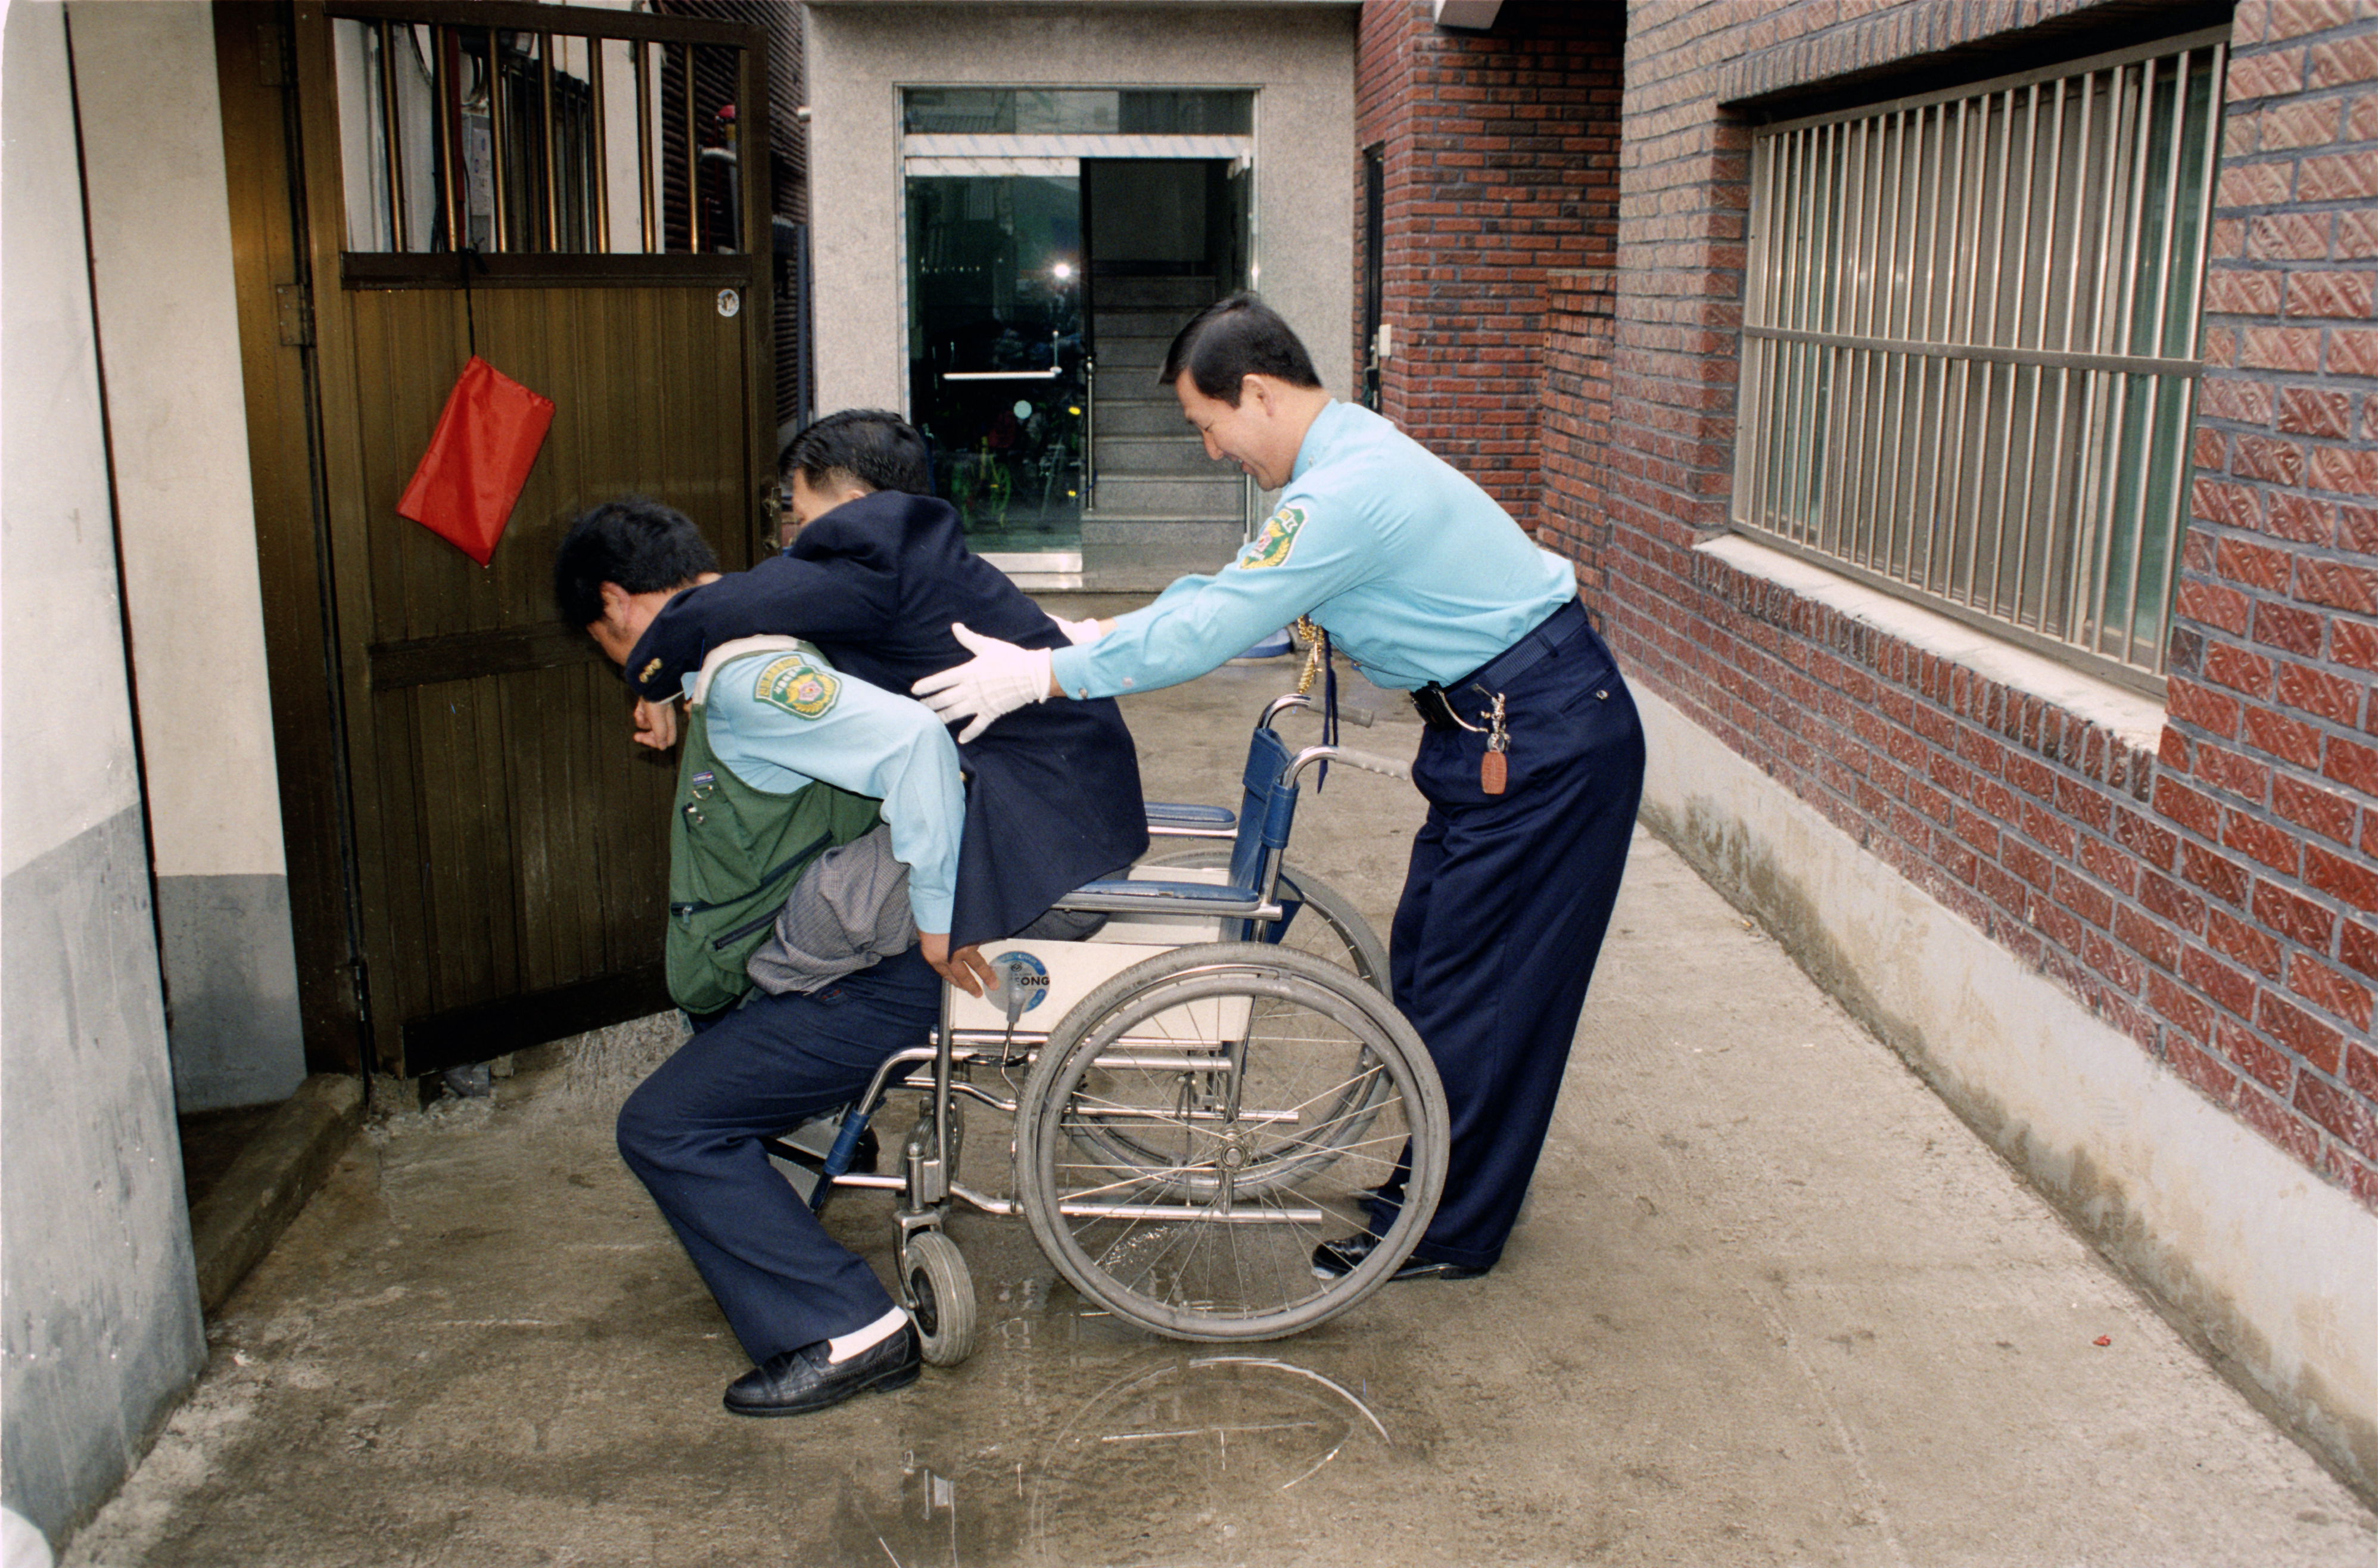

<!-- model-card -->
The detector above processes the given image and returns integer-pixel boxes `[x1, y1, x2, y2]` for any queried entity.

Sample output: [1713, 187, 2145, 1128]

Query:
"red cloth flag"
[396, 355, 555, 567]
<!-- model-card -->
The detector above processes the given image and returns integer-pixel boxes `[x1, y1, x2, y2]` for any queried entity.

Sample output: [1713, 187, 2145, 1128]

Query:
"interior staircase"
[1082, 273, 1250, 589]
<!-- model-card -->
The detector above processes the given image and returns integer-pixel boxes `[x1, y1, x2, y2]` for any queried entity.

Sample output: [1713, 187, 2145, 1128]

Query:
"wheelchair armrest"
[1145, 801, 1237, 830]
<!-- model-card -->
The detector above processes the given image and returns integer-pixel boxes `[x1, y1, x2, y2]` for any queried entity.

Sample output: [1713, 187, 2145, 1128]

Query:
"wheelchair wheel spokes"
[1017, 944, 1447, 1342]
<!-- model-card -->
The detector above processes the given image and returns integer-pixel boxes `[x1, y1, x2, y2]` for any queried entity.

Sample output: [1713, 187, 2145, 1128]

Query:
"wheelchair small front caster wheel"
[904, 1230, 978, 1367]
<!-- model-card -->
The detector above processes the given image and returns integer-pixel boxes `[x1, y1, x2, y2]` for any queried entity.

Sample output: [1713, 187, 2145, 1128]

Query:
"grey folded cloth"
[746, 825, 919, 995]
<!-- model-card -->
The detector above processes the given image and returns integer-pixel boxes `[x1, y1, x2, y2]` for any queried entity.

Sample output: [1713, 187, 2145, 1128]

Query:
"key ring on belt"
[1433, 682, 1499, 733]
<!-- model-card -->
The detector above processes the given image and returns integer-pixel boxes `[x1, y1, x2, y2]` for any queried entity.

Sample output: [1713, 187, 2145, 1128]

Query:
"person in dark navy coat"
[621, 410, 1148, 956]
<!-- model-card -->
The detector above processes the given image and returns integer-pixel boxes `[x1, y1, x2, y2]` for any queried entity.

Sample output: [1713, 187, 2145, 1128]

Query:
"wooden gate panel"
[338, 277, 754, 1050]
[264, 2, 772, 1075]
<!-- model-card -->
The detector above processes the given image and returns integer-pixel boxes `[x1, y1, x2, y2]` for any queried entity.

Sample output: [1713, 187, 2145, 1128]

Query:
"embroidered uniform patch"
[1240, 504, 1308, 571]
[754, 654, 840, 719]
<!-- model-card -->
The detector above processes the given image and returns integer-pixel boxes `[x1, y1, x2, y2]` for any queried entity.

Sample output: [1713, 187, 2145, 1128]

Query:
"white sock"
[826, 1305, 909, 1363]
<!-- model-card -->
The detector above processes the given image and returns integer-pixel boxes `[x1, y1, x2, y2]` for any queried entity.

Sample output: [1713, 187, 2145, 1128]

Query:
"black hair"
[1158, 292, 1322, 405]
[551, 496, 720, 629]
[779, 407, 933, 497]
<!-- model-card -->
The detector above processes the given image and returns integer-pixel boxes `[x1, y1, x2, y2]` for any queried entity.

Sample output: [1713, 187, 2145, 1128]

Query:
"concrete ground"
[67, 658, 2377, 1567]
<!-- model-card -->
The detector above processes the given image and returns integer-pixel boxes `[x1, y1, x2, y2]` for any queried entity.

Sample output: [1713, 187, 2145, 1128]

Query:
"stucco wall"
[1, 1, 208, 1544]
[68, 1, 304, 1112]
[804, 1, 1360, 411]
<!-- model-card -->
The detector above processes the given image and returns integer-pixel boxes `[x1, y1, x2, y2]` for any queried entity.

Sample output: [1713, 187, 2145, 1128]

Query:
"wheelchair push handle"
[1260, 692, 1377, 729]
[1290, 744, 1412, 785]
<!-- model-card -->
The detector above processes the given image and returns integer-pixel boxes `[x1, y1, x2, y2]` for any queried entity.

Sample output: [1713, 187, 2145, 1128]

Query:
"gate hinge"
[256, 22, 290, 88]
[275, 284, 314, 347]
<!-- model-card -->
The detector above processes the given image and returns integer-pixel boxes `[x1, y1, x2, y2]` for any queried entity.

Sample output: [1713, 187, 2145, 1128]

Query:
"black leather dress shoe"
[1310, 1232, 1487, 1281]
[723, 1323, 922, 1418]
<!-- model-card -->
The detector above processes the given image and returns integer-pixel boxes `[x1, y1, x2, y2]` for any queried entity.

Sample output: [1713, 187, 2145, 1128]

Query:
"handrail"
[1082, 354, 1097, 514]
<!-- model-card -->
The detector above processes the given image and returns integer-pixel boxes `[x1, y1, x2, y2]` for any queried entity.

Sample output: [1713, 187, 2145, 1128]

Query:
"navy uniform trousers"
[615, 947, 941, 1362]
[1371, 598, 1646, 1271]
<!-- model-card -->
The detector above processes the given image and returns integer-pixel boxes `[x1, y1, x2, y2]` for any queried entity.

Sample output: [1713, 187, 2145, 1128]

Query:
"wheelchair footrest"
[1055, 877, 1270, 914]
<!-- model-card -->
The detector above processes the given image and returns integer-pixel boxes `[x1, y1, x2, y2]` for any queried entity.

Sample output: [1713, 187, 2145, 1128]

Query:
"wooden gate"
[220, 2, 776, 1078]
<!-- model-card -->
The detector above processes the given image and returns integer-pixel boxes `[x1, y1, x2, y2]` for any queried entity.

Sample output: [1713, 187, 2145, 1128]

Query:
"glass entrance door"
[905, 173, 1085, 555]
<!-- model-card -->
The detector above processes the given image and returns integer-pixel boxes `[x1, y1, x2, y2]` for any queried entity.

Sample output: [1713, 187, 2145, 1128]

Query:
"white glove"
[911, 622, 1053, 743]
[1051, 615, 1106, 646]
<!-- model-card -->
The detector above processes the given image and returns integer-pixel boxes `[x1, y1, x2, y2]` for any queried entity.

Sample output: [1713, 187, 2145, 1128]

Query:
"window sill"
[1692, 533, 2168, 755]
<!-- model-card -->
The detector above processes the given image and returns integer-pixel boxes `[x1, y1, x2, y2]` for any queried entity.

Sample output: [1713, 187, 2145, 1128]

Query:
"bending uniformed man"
[914, 294, 1646, 1282]
[556, 499, 971, 1417]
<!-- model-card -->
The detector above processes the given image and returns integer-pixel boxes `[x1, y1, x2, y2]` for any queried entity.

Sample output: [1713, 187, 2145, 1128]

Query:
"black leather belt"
[1413, 598, 1589, 732]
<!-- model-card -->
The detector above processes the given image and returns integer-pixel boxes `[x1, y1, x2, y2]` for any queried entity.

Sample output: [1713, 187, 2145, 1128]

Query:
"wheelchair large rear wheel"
[1111, 855, 1396, 1184]
[1015, 944, 1447, 1342]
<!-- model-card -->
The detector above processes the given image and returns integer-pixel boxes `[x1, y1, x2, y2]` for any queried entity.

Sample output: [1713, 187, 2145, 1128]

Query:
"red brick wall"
[2172, 0, 2378, 1196]
[1542, 267, 1616, 594]
[1586, 0, 2378, 1206]
[1354, 0, 1621, 537]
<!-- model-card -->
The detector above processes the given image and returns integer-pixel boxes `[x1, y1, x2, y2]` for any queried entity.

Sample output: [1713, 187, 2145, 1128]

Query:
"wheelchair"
[768, 694, 1448, 1367]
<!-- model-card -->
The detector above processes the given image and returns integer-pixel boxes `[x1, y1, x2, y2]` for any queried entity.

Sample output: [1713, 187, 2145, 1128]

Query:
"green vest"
[666, 643, 883, 1015]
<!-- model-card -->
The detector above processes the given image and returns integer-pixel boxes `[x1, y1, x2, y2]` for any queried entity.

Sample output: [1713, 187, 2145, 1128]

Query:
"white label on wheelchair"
[951, 868, 1251, 1046]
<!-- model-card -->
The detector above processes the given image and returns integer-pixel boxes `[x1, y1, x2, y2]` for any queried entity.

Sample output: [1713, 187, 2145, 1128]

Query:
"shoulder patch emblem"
[1238, 504, 1308, 571]
[754, 654, 840, 720]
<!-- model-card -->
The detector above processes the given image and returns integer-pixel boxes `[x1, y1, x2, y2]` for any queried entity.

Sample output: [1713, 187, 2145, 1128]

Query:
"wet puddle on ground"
[827, 1322, 1406, 1568]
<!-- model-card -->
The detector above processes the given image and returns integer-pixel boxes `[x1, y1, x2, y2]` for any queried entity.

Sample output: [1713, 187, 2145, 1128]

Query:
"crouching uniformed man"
[555, 498, 989, 1417]
[914, 294, 1647, 1286]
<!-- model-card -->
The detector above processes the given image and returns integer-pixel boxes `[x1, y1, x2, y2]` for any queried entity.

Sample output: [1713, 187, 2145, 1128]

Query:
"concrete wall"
[1, 1, 208, 1545]
[67, 1, 305, 1113]
[804, 1, 1360, 410]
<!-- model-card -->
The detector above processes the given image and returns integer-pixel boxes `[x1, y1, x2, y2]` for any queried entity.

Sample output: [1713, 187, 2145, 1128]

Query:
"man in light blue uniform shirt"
[919, 294, 1646, 1283]
[557, 499, 980, 1419]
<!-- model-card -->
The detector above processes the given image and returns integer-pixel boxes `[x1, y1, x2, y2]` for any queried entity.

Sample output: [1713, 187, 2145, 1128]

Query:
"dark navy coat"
[625, 490, 1148, 950]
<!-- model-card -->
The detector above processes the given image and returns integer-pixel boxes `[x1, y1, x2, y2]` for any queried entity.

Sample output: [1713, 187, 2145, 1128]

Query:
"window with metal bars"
[1732, 29, 2228, 692]
[330, 11, 749, 257]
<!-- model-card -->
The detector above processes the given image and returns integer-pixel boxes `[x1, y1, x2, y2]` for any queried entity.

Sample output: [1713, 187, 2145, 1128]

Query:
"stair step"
[1091, 275, 1222, 308]
[1091, 473, 1244, 517]
[1093, 308, 1202, 341]
[1097, 335, 1171, 371]
[1097, 436, 1215, 475]
[1080, 519, 1245, 556]
[1095, 399, 1190, 435]
[1092, 365, 1172, 403]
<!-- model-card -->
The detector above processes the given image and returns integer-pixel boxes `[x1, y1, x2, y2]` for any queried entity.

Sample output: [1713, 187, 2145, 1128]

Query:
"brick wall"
[2172, 0, 2378, 1198]
[1542, 266, 1616, 595]
[1354, 0, 1622, 537]
[1578, 0, 2378, 1206]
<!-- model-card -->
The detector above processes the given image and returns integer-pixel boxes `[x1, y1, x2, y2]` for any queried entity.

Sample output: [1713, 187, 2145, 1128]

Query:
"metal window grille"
[1733, 29, 2228, 691]
[329, 10, 749, 256]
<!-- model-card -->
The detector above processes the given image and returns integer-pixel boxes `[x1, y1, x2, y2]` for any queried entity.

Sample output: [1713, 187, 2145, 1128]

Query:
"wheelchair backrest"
[1231, 726, 1300, 896]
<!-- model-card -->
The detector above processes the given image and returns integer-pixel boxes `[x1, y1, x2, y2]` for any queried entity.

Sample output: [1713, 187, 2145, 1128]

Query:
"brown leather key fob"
[1481, 691, 1509, 795]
